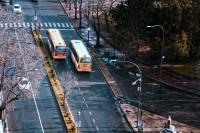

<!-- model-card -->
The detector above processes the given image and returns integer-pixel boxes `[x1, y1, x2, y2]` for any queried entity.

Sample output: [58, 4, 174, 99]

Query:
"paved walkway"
[60, 1, 200, 132]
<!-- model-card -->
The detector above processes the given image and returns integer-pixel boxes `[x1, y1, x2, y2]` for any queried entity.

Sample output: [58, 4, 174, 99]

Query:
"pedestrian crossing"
[0, 22, 74, 29]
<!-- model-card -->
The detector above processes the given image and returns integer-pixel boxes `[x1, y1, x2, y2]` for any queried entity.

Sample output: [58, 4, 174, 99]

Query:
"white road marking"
[48, 23, 52, 27]
[82, 97, 85, 101]
[89, 111, 92, 116]
[23, 22, 26, 27]
[44, 22, 48, 27]
[57, 23, 61, 27]
[85, 104, 88, 108]
[18, 23, 22, 27]
[93, 119, 96, 124]
[65, 23, 69, 27]
[53, 23, 56, 27]
[61, 23, 65, 27]
[27, 22, 30, 27]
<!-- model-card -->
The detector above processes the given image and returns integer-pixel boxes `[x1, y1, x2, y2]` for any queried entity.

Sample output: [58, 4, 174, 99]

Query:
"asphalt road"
[107, 63, 200, 129]
[5, 0, 132, 132]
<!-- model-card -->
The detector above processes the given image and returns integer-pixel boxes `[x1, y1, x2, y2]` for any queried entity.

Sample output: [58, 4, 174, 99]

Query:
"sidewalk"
[60, 1, 200, 132]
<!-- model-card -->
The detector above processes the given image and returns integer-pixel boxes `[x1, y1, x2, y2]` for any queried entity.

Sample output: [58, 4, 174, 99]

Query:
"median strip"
[33, 30, 78, 133]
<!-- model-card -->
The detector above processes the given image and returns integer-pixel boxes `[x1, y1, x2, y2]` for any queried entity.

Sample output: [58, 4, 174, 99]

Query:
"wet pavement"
[60, 1, 200, 132]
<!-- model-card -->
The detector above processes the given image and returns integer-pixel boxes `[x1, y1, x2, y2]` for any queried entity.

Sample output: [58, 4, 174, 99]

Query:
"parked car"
[13, 4, 21, 14]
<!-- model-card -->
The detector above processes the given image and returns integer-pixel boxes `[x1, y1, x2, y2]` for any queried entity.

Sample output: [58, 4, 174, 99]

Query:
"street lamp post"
[110, 60, 143, 132]
[147, 25, 164, 77]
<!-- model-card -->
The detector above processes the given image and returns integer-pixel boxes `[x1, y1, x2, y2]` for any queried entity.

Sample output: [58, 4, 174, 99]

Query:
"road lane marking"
[82, 97, 85, 101]
[96, 126, 99, 131]
[85, 104, 88, 108]
[57, 23, 61, 27]
[65, 23, 69, 27]
[44, 22, 48, 27]
[14, 23, 17, 27]
[48, 23, 52, 27]
[10, 23, 12, 27]
[93, 119, 96, 124]
[89, 111, 92, 116]
[27, 22, 30, 27]
[61, 23, 65, 27]
[40, 23, 43, 27]
[18, 23, 22, 27]
[53, 23, 56, 27]
[31, 22, 35, 28]
[70, 24, 73, 28]
[80, 92, 82, 95]
[23, 22, 26, 27]
[5, 23, 8, 28]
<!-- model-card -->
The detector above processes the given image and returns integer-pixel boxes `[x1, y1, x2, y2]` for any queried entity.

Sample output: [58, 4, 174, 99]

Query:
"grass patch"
[165, 61, 198, 78]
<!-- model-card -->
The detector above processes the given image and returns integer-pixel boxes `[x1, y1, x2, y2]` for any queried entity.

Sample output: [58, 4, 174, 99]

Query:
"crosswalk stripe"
[44, 23, 48, 27]
[27, 22, 30, 27]
[18, 23, 22, 27]
[0, 22, 74, 29]
[14, 23, 17, 27]
[23, 23, 26, 27]
[5, 23, 8, 27]
[57, 23, 61, 27]
[53, 23, 56, 27]
[48, 23, 52, 27]
[65, 23, 69, 27]
[40, 23, 43, 27]
[31, 22, 35, 27]
[61, 23, 65, 27]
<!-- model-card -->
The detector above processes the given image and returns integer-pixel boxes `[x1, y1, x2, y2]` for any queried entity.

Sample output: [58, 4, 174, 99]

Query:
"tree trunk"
[78, 0, 82, 28]
[74, 0, 78, 21]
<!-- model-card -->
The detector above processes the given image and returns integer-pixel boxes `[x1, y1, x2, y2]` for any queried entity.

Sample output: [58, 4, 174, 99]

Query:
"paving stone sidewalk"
[59, 1, 200, 132]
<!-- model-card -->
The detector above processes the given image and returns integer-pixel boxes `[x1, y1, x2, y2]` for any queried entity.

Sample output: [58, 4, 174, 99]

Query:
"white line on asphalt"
[48, 23, 52, 27]
[78, 87, 80, 90]
[85, 104, 88, 108]
[5, 23, 8, 28]
[57, 23, 61, 27]
[0, 23, 3, 28]
[96, 126, 99, 131]
[70, 24, 73, 28]
[31, 22, 35, 28]
[23, 22, 26, 27]
[44, 22, 48, 27]
[80, 91, 82, 95]
[18, 23, 22, 27]
[65, 23, 69, 27]
[93, 119, 96, 124]
[40, 23, 43, 27]
[82, 97, 85, 101]
[27, 22, 30, 27]
[89, 111, 92, 116]
[53, 23, 56, 27]
[10, 23, 12, 27]
[14, 23, 17, 27]
[61, 23, 65, 27]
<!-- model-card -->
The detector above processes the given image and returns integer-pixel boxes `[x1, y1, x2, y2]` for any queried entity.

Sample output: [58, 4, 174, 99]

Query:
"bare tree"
[59, 71, 77, 105]
[87, 0, 118, 47]
[0, 10, 46, 113]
